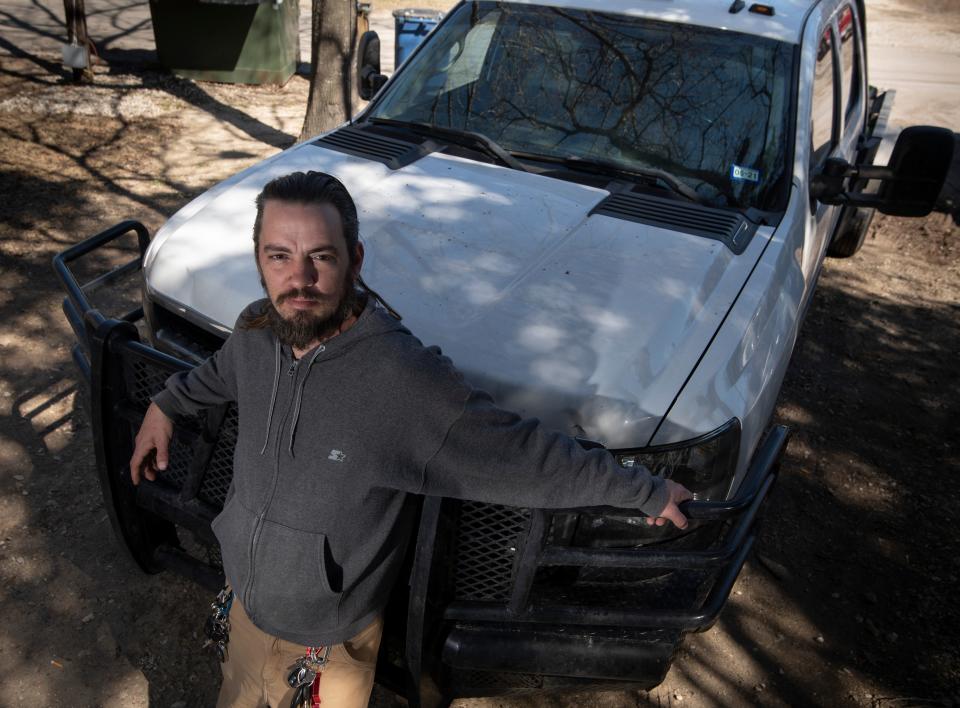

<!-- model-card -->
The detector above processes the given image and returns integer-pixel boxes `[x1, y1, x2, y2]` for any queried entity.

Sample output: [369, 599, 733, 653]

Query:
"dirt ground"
[0, 1, 958, 707]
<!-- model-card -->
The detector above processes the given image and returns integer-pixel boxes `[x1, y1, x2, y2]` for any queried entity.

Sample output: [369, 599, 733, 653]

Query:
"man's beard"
[266, 278, 359, 351]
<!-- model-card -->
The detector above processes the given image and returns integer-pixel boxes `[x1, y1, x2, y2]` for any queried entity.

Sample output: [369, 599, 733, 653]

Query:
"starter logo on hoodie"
[327, 449, 346, 462]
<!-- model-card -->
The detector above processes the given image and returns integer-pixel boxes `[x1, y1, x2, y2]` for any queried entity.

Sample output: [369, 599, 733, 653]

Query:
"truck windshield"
[367, 1, 794, 211]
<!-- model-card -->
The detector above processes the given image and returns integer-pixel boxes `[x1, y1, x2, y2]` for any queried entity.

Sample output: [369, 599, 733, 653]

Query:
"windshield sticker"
[730, 164, 761, 183]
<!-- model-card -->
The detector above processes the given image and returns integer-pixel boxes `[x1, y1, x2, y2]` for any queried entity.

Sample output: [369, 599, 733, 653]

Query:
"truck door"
[805, 3, 870, 280]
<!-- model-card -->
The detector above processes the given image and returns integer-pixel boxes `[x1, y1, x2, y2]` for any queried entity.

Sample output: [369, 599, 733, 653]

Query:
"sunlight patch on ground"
[0, 86, 183, 119]
[16, 378, 77, 452]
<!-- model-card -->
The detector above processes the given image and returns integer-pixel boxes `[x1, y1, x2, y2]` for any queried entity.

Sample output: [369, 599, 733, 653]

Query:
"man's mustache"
[276, 288, 328, 305]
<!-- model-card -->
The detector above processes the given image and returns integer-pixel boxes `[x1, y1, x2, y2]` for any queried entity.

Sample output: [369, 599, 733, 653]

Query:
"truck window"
[810, 27, 837, 167]
[370, 1, 794, 212]
[838, 5, 861, 129]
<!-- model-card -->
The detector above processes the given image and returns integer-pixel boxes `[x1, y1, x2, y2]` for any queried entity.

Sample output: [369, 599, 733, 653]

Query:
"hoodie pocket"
[211, 495, 256, 601]
[248, 520, 340, 631]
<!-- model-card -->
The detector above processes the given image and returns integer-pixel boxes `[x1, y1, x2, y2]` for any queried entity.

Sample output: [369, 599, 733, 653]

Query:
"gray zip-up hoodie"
[152, 297, 669, 646]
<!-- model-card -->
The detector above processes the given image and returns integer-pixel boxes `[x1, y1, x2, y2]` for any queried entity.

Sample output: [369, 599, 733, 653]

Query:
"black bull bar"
[54, 221, 787, 704]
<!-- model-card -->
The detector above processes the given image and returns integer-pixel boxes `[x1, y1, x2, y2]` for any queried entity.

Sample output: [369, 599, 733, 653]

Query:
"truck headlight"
[558, 419, 741, 548]
[615, 418, 741, 502]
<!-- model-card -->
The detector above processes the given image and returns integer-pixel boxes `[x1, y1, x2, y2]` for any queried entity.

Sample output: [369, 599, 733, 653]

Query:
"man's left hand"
[646, 479, 693, 529]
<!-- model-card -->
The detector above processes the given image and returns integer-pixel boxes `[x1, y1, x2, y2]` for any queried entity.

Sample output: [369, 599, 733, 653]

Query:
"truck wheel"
[827, 205, 874, 258]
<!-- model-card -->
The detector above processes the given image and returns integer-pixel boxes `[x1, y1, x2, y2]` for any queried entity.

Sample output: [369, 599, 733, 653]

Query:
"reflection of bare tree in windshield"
[372, 2, 792, 210]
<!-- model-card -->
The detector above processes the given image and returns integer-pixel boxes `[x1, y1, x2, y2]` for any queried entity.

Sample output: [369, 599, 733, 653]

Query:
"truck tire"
[827, 204, 874, 258]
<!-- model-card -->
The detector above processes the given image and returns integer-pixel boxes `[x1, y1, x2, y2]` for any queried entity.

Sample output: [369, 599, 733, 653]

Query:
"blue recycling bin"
[392, 8, 443, 68]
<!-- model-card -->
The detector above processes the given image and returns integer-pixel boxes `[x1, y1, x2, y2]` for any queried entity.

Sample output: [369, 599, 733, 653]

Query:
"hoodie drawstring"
[259, 339, 282, 456]
[287, 345, 325, 455]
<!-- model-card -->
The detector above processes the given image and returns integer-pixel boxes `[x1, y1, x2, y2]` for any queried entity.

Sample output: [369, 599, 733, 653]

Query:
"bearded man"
[129, 171, 691, 708]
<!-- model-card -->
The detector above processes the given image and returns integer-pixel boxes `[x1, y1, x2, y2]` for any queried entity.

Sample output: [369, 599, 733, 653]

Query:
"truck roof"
[500, 0, 816, 43]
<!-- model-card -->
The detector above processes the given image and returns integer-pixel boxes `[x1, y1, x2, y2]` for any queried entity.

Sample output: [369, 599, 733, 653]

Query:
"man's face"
[256, 200, 363, 348]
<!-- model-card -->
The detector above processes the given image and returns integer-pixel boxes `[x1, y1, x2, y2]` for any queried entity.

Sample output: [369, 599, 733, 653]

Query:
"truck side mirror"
[811, 126, 954, 217]
[358, 31, 388, 101]
[879, 126, 954, 216]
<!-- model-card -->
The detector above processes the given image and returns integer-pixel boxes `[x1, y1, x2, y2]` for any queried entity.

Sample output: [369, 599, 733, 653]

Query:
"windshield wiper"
[367, 118, 531, 173]
[563, 156, 706, 205]
[512, 151, 704, 205]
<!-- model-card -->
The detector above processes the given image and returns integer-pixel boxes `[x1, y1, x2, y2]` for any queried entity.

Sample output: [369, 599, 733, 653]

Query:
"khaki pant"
[216, 597, 382, 708]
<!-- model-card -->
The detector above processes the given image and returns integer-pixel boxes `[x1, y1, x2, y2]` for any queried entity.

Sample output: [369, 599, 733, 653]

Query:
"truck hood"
[145, 142, 772, 447]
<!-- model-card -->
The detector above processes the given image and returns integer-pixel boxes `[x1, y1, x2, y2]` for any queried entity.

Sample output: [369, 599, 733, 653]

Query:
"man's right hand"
[645, 478, 693, 529]
[129, 402, 173, 485]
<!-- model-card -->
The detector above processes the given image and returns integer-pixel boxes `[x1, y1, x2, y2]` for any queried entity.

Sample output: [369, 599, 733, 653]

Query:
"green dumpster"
[148, 0, 300, 85]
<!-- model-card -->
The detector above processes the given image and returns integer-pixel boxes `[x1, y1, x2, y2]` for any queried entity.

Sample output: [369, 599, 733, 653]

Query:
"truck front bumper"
[410, 422, 785, 699]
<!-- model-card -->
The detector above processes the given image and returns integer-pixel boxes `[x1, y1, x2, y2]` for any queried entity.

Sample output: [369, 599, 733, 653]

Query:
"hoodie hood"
[145, 141, 773, 448]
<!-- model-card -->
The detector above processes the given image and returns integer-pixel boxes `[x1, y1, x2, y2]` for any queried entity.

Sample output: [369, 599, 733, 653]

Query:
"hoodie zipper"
[236, 300, 387, 616]
[242, 357, 300, 617]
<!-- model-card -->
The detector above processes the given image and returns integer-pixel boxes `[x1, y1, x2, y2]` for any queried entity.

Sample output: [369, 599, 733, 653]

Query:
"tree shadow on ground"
[0, 65, 289, 704]
[0, 168, 221, 706]
[0, 34, 62, 77]
[95, 61, 298, 149]
[0, 372, 221, 707]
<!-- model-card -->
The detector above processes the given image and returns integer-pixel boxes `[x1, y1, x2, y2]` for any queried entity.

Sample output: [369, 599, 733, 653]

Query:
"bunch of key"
[287, 645, 329, 708]
[202, 586, 233, 662]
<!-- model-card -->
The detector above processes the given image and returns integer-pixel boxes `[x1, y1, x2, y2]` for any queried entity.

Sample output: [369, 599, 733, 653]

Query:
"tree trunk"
[299, 0, 359, 142]
[62, 0, 92, 82]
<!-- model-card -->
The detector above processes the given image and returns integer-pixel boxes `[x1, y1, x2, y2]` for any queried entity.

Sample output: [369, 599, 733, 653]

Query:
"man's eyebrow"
[261, 244, 338, 255]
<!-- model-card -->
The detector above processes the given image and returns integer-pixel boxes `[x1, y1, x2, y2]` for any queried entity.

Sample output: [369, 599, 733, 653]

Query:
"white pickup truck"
[54, 0, 951, 703]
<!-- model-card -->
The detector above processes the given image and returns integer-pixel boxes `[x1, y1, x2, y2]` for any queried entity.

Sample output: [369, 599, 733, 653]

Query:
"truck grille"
[163, 435, 195, 489]
[124, 348, 227, 505]
[453, 501, 529, 601]
[126, 350, 203, 488]
[130, 358, 175, 409]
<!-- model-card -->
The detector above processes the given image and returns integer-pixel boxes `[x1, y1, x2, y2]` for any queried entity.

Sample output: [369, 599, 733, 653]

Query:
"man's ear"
[351, 242, 365, 279]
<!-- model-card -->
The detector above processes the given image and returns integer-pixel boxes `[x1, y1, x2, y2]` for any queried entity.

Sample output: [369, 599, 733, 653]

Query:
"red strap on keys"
[311, 673, 322, 707]
[307, 645, 328, 707]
